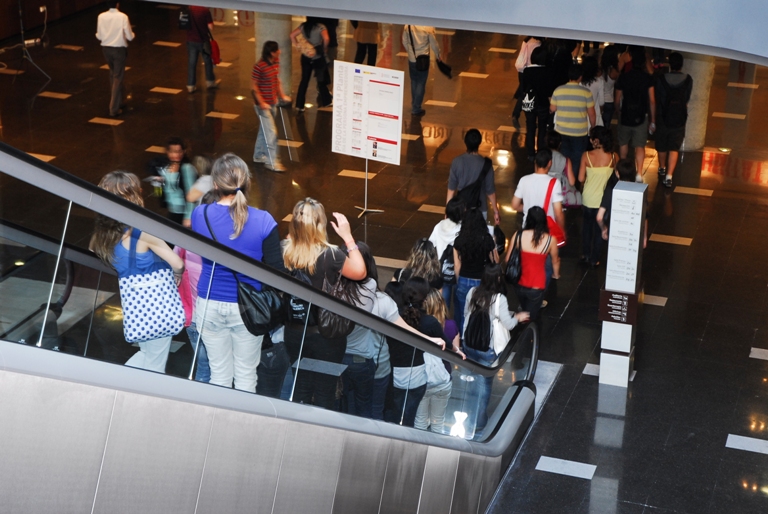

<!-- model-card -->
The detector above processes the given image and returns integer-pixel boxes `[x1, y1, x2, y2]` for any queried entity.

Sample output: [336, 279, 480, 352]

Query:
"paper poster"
[332, 61, 404, 165]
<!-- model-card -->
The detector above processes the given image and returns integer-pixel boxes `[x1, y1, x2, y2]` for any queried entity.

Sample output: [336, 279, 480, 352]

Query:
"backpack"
[521, 88, 536, 113]
[439, 244, 456, 285]
[178, 7, 190, 30]
[464, 308, 491, 351]
[660, 75, 691, 128]
[456, 158, 493, 210]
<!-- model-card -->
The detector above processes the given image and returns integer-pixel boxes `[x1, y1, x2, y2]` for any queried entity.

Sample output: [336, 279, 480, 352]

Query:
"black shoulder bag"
[505, 231, 523, 284]
[203, 205, 285, 336]
[457, 157, 493, 210]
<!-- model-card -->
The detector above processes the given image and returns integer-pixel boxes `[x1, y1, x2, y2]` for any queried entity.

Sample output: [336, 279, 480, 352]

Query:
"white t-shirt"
[584, 76, 605, 127]
[371, 291, 398, 379]
[513, 173, 564, 225]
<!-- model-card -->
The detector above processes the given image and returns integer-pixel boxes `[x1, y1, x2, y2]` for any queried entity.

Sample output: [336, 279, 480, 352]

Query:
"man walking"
[550, 63, 596, 175]
[186, 6, 217, 93]
[96, 1, 134, 117]
[654, 52, 692, 188]
[615, 46, 656, 178]
[447, 129, 499, 224]
[402, 25, 441, 116]
[252, 41, 291, 173]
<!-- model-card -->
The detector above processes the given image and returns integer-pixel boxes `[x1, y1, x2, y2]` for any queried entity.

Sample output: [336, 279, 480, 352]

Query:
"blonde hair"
[405, 238, 441, 285]
[211, 153, 251, 239]
[282, 198, 332, 274]
[90, 171, 143, 265]
[423, 289, 447, 327]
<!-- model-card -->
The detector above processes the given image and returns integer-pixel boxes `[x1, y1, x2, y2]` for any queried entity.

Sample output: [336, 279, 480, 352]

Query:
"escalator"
[0, 142, 537, 514]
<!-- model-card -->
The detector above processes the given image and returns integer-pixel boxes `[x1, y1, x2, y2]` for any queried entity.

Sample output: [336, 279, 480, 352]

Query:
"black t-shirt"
[599, 174, 620, 225]
[616, 69, 653, 127]
[454, 233, 495, 279]
[387, 314, 449, 368]
[308, 247, 346, 290]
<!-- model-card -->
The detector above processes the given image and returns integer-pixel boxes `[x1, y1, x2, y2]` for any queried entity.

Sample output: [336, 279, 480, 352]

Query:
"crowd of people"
[90, 8, 693, 436]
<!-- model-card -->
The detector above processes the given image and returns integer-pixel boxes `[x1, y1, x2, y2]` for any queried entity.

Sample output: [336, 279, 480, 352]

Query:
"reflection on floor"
[2, 2, 768, 513]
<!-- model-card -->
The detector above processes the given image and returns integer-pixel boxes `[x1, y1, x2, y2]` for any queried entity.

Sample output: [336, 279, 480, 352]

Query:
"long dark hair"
[469, 264, 507, 313]
[357, 241, 378, 285]
[581, 55, 599, 86]
[524, 206, 550, 246]
[399, 277, 429, 329]
[601, 44, 620, 77]
[454, 209, 491, 261]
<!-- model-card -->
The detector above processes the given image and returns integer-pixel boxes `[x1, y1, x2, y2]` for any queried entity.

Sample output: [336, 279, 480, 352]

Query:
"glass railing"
[0, 141, 538, 442]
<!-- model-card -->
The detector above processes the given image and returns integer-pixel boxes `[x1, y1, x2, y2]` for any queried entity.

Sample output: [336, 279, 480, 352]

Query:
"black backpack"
[464, 308, 491, 351]
[660, 75, 691, 128]
[456, 158, 493, 210]
[439, 244, 456, 285]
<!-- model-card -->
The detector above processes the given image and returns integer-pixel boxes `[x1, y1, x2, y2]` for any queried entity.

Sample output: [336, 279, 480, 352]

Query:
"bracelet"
[346, 243, 359, 253]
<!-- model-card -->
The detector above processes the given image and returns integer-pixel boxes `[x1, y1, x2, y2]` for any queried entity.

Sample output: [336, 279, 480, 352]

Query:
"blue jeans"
[386, 383, 427, 427]
[254, 105, 280, 166]
[461, 345, 497, 433]
[341, 354, 376, 418]
[371, 374, 390, 421]
[455, 276, 482, 337]
[187, 41, 215, 86]
[408, 61, 429, 113]
[186, 323, 210, 383]
[559, 133, 589, 182]
[442, 284, 455, 314]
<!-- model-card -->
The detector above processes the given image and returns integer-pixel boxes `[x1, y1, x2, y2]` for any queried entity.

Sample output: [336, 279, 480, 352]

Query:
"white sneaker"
[186, 85, 196, 93]
[253, 154, 268, 164]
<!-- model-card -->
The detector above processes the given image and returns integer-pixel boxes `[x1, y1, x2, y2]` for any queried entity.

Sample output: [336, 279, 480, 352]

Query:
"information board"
[332, 61, 404, 166]
[604, 182, 648, 294]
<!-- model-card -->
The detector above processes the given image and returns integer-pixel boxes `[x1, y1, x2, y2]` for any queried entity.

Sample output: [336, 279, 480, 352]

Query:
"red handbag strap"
[543, 178, 557, 214]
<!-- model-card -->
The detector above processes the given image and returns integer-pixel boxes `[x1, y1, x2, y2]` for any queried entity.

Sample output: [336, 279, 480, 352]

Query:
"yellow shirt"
[582, 153, 615, 208]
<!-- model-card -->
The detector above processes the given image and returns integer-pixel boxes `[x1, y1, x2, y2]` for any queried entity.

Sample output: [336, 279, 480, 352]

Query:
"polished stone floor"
[2, 2, 768, 513]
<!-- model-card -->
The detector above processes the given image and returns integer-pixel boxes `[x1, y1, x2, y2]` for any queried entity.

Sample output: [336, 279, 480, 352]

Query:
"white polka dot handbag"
[118, 231, 185, 343]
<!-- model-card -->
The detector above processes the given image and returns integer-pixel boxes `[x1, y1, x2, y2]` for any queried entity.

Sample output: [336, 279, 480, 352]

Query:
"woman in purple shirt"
[191, 153, 284, 393]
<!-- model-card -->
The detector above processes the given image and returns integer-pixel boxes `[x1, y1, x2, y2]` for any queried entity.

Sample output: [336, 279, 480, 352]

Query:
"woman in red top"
[505, 206, 560, 320]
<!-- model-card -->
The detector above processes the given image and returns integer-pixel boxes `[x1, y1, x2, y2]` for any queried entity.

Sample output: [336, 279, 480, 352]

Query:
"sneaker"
[663, 177, 673, 188]
[265, 162, 286, 173]
[412, 109, 426, 116]
[206, 79, 221, 89]
[296, 107, 305, 113]
[186, 85, 196, 93]
[253, 154, 268, 164]
[658, 167, 666, 177]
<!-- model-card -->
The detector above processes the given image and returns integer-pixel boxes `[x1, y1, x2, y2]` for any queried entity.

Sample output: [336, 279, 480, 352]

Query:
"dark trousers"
[284, 327, 346, 410]
[512, 72, 524, 118]
[386, 383, 427, 427]
[371, 374, 390, 420]
[187, 41, 215, 86]
[256, 342, 291, 399]
[581, 207, 603, 265]
[296, 55, 332, 109]
[602, 102, 615, 127]
[525, 107, 549, 157]
[408, 61, 429, 114]
[515, 286, 547, 321]
[354, 43, 378, 66]
[341, 354, 376, 418]
[559, 133, 589, 181]
[102, 46, 127, 116]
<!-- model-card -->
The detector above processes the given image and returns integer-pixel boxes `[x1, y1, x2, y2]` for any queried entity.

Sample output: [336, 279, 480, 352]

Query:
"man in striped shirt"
[550, 63, 596, 174]
[252, 41, 291, 173]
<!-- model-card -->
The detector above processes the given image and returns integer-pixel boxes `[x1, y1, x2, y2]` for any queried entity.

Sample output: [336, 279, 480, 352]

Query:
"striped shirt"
[251, 58, 280, 106]
[551, 82, 594, 137]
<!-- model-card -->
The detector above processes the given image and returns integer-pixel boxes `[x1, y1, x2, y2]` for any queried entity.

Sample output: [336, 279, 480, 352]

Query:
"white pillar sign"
[332, 61, 404, 166]
[599, 182, 647, 388]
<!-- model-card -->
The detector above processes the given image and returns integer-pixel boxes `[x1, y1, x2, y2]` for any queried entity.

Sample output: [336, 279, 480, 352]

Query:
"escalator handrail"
[0, 142, 511, 376]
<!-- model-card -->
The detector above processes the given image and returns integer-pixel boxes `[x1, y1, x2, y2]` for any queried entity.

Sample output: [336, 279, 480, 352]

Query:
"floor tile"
[205, 112, 239, 120]
[712, 112, 746, 120]
[649, 233, 693, 246]
[535, 456, 596, 479]
[37, 91, 72, 99]
[674, 186, 714, 196]
[417, 204, 444, 214]
[53, 44, 83, 51]
[26, 153, 56, 162]
[726, 434, 768, 455]
[149, 87, 182, 94]
[153, 41, 182, 47]
[88, 117, 123, 126]
[424, 100, 457, 107]
[488, 47, 517, 54]
[459, 72, 489, 79]
[338, 170, 376, 179]
[727, 82, 759, 89]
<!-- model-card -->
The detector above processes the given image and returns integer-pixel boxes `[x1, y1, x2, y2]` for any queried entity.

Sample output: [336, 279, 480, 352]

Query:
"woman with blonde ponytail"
[191, 153, 285, 393]
[282, 198, 367, 409]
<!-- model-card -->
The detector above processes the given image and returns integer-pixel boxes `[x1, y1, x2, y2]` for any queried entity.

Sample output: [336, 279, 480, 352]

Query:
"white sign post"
[599, 182, 648, 387]
[332, 61, 404, 217]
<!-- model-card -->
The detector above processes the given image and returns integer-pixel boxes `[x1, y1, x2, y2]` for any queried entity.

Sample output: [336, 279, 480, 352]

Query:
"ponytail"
[230, 189, 249, 239]
[210, 153, 252, 239]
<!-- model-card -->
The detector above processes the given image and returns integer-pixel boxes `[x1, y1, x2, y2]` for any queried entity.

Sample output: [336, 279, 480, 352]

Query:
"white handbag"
[490, 296, 511, 354]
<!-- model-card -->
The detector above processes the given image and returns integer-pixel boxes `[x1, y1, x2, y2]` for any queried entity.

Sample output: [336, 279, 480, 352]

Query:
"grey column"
[680, 53, 715, 151]
[255, 13, 293, 94]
